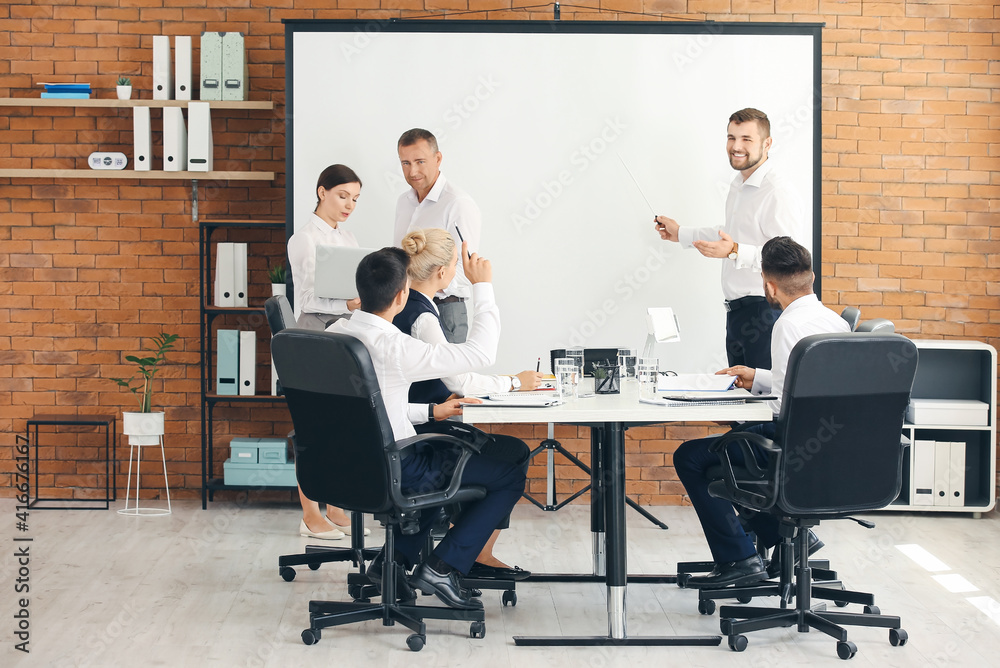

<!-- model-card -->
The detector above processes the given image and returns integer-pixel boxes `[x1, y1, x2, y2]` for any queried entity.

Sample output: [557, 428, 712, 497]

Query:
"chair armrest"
[708, 430, 782, 510]
[385, 430, 486, 513]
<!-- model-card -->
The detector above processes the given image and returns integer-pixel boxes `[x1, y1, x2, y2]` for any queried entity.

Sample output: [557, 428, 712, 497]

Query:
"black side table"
[24, 414, 117, 510]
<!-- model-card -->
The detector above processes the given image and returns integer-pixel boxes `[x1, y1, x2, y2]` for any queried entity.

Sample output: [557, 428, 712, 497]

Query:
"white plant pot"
[116, 85, 132, 100]
[271, 283, 286, 297]
[122, 411, 164, 446]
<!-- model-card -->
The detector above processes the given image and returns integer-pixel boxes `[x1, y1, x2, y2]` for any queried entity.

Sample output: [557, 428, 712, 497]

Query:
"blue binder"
[216, 329, 240, 395]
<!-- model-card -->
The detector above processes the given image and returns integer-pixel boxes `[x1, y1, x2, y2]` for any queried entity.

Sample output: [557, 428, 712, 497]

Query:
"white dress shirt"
[409, 305, 512, 396]
[749, 294, 851, 414]
[287, 213, 359, 320]
[394, 173, 482, 300]
[329, 283, 501, 441]
[678, 159, 804, 301]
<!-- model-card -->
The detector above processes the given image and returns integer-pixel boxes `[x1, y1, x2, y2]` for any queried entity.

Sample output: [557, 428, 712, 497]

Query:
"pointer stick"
[616, 152, 657, 218]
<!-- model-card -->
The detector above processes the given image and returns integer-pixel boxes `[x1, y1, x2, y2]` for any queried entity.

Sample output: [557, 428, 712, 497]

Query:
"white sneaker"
[299, 519, 345, 540]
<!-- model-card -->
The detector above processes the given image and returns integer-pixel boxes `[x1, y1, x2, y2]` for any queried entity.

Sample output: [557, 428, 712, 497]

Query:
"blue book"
[41, 92, 91, 99]
[43, 83, 91, 91]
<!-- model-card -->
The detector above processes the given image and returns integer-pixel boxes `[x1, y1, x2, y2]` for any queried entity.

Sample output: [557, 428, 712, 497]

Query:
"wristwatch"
[728, 242, 739, 261]
[510, 376, 522, 391]
[428, 403, 437, 421]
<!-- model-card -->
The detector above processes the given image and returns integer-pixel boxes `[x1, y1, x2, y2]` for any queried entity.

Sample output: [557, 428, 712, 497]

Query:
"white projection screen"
[285, 20, 822, 374]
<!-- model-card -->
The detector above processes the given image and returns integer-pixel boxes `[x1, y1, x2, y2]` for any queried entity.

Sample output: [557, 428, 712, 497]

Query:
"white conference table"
[463, 380, 772, 647]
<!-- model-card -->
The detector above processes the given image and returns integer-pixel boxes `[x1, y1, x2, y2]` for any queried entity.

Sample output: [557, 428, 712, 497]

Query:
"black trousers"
[396, 424, 527, 574]
[725, 299, 781, 369]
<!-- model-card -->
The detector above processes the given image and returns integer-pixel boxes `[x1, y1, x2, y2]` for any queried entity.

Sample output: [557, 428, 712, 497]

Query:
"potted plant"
[111, 332, 178, 445]
[116, 76, 132, 100]
[268, 262, 287, 297]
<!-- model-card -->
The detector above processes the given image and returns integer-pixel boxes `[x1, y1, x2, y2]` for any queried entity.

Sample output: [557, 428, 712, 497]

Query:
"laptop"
[313, 245, 377, 300]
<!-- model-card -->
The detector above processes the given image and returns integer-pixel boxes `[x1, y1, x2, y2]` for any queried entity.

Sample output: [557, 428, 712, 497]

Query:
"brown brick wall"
[1, 1, 998, 504]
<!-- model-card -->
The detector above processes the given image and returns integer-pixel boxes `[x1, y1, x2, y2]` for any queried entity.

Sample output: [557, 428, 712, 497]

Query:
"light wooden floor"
[4, 499, 999, 667]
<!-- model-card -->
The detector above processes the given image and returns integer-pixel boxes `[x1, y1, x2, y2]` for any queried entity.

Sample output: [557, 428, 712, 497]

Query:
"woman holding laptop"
[287, 164, 363, 331]
[286, 164, 370, 540]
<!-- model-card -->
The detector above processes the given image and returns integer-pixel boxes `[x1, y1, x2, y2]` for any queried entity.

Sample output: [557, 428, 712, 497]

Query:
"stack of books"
[40, 82, 91, 99]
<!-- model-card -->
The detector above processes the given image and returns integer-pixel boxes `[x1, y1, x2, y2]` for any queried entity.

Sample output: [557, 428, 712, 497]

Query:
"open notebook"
[478, 393, 562, 407]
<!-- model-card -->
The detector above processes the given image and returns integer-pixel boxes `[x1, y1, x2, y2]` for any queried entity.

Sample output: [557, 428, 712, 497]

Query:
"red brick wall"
[1, 0, 998, 504]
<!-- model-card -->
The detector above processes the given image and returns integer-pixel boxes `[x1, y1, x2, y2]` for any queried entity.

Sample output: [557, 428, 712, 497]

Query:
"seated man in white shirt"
[673, 236, 850, 588]
[329, 244, 525, 611]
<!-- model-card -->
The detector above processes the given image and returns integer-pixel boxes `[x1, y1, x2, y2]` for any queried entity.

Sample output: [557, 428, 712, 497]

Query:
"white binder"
[933, 441, 951, 506]
[174, 35, 192, 100]
[221, 32, 247, 101]
[200, 31, 224, 101]
[152, 35, 173, 100]
[187, 101, 213, 171]
[233, 242, 248, 307]
[239, 330, 256, 396]
[132, 106, 152, 171]
[911, 439, 935, 506]
[215, 242, 235, 307]
[162, 106, 187, 172]
[948, 441, 966, 507]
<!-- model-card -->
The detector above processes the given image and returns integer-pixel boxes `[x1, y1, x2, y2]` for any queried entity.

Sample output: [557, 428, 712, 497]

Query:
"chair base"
[278, 512, 377, 582]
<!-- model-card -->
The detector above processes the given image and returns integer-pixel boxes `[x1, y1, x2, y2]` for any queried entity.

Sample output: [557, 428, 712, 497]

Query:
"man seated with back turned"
[674, 236, 850, 588]
[329, 243, 525, 611]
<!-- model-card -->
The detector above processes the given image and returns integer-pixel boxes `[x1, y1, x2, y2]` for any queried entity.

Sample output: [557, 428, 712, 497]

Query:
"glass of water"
[566, 347, 585, 379]
[636, 358, 659, 401]
[617, 347, 637, 379]
[555, 358, 578, 401]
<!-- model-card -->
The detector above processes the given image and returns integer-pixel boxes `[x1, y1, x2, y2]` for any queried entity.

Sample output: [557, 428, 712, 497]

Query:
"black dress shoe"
[685, 554, 767, 589]
[410, 564, 484, 610]
[467, 562, 531, 581]
[462, 586, 482, 598]
[366, 551, 416, 603]
[766, 529, 824, 579]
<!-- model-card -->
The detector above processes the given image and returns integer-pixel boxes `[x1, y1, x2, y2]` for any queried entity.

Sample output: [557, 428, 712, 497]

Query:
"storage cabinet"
[199, 218, 292, 509]
[890, 340, 997, 517]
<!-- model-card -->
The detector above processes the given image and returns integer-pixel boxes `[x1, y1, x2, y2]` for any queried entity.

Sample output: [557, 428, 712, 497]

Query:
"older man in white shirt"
[394, 128, 482, 343]
[673, 236, 849, 589]
[329, 243, 524, 611]
[654, 108, 805, 369]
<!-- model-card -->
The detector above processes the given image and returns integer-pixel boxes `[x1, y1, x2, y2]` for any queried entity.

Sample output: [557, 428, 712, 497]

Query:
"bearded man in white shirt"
[654, 108, 805, 370]
[673, 236, 849, 589]
[329, 243, 524, 611]
[394, 128, 482, 343]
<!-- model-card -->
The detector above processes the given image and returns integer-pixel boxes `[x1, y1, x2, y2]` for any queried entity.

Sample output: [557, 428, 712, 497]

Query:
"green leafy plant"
[116, 76, 131, 87]
[110, 333, 179, 413]
[268, 262, 287, 284]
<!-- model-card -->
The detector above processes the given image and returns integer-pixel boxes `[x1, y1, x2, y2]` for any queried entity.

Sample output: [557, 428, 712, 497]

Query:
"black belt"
[724, 296, 766, 312]
[433, 296, 465, 305]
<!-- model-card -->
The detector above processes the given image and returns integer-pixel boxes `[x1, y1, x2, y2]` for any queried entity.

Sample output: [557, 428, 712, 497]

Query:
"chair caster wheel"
[864, 605, 880, 615]
[737, 595, 753, 604]
[728, 635, 748, 652]
[348, 584, 365, 601]
[406, 633, 425, 651]
[301, 628, 321, 645]
[308, 562, 321, 571]
[889, 628, 908, 646]
[470, 621, 486, 639]
[697, 598, 716, 615]
[835, 599, 849, 607]
[837, 640, 857, 659]
[280, 566, 296, 582]
[502, 590, 517, 607]
[677, 573, 691, 588]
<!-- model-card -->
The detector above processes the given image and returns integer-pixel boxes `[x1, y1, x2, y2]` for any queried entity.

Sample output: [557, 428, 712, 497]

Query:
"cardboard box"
[223, 458, 296, 487]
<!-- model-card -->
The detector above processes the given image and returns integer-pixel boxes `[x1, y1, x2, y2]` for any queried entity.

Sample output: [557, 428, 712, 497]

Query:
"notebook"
[657, 373, 737, 393]
[479, 393, 561, 407]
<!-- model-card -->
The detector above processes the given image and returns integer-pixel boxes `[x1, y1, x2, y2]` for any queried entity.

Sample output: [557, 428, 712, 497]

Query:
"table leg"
[590, 427, 605, 577]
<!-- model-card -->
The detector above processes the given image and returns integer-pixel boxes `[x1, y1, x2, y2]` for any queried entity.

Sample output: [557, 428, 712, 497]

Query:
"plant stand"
[118, 412, 171, 516]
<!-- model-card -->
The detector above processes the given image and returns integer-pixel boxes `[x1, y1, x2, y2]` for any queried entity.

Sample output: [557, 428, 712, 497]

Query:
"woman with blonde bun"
[394, 228, 537, 580]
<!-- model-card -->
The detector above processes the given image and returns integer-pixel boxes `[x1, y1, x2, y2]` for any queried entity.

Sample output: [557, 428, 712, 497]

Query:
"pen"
[455, 226, 472, 259]
[536, 357, 541, 372]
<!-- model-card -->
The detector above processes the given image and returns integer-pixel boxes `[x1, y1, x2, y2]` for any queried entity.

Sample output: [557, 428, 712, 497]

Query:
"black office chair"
[271, 328, 489, 651]
[265, 295, 377, 585]
[707, 333, 917, 659]
[856, 318, 894, 333]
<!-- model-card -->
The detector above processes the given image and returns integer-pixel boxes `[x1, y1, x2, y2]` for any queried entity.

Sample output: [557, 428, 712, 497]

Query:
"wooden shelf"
[0, 98, 273, 110]
[0, 169, 275, 180]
